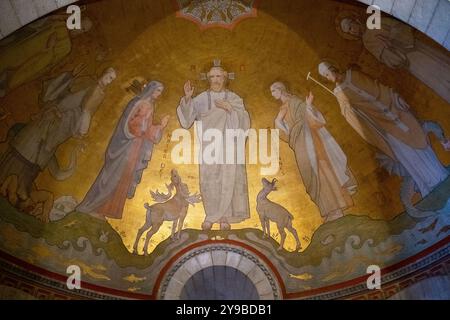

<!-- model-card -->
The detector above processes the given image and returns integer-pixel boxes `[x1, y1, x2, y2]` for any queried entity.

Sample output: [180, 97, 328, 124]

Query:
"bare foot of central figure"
[220, 221, 230, 231]
[202, 221, 212, 231]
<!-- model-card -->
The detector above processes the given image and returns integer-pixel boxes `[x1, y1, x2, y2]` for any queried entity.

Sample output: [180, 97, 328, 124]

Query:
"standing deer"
[132, 169, 201, 255]
[256, 178, 301, 251]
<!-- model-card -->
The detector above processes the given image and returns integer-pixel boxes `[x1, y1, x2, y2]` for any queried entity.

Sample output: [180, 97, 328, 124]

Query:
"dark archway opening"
[180, 266, 260, 300]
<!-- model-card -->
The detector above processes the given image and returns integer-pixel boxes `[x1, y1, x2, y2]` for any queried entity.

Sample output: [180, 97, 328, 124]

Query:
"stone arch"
[179, 266, 260, 300]
[156, 243, 283, 300]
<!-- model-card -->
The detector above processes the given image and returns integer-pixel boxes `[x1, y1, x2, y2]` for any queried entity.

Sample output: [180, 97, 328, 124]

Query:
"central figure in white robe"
[177, 66, 250, 230]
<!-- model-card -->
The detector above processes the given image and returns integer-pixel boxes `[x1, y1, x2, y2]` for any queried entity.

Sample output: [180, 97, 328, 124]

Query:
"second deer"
[256, 178, 301, 251]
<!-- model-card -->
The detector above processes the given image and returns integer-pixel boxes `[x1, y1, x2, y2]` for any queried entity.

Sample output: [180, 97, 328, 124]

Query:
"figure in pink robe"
[77, 81, 169, 219]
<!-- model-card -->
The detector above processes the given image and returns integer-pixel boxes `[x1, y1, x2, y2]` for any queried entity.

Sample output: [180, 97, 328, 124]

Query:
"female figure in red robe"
[77, 81, 169, 220]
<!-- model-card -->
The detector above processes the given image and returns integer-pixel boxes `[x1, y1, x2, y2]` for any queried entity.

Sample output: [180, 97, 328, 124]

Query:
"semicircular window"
[180, 266, 259, 300]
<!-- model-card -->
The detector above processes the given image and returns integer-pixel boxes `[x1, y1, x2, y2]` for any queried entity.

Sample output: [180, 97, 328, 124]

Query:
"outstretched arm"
[177, 80, 198, 129]
[305, 92, 326, 128]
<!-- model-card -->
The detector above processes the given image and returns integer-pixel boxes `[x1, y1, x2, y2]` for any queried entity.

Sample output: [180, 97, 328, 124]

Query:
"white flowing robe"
[276, 96, 357, 218]
[177, 90, 250, 224]
[334, 70, 448, 197]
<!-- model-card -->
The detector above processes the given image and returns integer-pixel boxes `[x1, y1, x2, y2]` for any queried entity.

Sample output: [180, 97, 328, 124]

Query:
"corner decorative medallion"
[175, 0, 258, 30]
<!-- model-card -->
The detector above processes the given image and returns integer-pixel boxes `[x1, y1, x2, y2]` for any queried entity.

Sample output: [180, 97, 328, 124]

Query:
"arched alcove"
[179, 266, 260, 300]
[157, 243, 282, 300]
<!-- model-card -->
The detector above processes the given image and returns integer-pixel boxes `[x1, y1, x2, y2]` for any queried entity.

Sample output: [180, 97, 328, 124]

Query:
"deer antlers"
[150, 183, 173, 203]
[150, 177, 202, 206]
[186, 193, 202, 206]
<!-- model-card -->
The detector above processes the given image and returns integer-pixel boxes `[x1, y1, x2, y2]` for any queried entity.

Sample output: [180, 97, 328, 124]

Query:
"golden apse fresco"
[0, 0, 449, 300]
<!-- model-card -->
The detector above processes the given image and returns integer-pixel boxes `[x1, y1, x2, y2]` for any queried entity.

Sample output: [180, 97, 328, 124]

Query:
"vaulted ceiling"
[1, 0, 449, 49]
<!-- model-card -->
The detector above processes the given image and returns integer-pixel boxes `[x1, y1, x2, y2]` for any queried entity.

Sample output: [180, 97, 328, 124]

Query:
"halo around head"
[335, 10, 362, 41]
[200, 59, 235, 81]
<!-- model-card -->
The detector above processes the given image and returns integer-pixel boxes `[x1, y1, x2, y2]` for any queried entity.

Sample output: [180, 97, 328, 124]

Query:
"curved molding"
[388, 276, 450, 300]
[0, 238, 448, 300]
[0, 0, 449, 49]
[157, 244, 282, 300]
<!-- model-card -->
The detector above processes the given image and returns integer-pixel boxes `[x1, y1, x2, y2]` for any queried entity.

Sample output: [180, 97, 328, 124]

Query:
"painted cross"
[200, 59, 235, 81]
